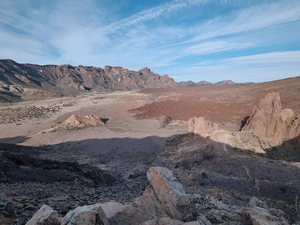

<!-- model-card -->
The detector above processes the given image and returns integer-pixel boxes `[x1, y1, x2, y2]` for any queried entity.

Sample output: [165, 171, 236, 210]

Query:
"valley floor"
[0, 88, 300, 224]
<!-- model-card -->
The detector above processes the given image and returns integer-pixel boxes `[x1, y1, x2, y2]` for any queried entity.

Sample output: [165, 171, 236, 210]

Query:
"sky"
[0, 0, 300, 83]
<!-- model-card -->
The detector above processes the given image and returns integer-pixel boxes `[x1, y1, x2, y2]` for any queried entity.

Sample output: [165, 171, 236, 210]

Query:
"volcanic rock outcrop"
[188, 117, 222, 137]
[242, 92, 300, 144]
[43, 115, 105, 132]
[25, 167, 289, 225]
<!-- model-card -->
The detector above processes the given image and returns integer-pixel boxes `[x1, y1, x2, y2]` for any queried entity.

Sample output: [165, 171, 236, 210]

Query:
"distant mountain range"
[178, 80, 254, 87]
[0, 59, 251, 102]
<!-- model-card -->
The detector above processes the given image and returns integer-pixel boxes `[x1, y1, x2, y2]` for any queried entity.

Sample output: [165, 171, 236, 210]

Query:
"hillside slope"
[0, 59, 177, 101]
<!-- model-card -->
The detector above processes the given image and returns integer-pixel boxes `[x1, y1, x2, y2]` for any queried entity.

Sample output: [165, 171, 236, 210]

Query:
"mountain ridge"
[0, 59, 178, 102]
[0, 59, 284, 102]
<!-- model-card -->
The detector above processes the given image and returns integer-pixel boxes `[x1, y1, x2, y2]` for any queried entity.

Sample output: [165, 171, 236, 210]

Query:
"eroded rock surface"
[25, 204, 59, 225]
[61, 203, 109, 225]
[242, 92, 300, 144]
[15, 167, 299, 225]
[43, 114, 106, 132]
[146, 167, 194, 221]
[188, 117, 222, 137]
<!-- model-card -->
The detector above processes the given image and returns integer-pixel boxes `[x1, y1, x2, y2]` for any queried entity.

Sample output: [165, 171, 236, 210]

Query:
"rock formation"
[136, 167, 195, 222]
[158, 115, 172, 128]
[42, 114, 105, 132]
[60, 204, 109, 225]
[188, 117, 222, 137]
[242, 92, 300, 144]
[25, 205, 59, 225]
[25, 167, 289, 225]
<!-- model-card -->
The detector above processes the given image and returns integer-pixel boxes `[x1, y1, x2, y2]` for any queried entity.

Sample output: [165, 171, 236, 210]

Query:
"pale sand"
[0, 91, 187, 150]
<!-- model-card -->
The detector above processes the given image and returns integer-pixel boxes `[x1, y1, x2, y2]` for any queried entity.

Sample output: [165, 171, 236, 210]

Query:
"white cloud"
[169, 51, 300, 82]
[106, 0, 209, 31]
[232, 51, 300, 65]
[184, 40, 253, 55]
[0, 0, 299, 82]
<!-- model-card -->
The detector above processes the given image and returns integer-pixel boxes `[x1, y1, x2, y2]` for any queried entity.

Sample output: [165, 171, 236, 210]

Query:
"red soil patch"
[130, 77, 300, 125]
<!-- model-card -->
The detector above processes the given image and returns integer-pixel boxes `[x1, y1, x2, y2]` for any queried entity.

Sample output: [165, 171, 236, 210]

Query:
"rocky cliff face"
[0, 60, 177, 101]
[242, 92, 300, 144]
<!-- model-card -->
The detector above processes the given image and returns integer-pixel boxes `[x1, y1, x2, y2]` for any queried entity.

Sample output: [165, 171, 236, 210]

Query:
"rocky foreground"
[2, 167, 291, 225]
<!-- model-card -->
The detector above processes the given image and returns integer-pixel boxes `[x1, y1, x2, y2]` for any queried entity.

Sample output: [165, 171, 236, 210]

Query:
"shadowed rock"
[100, 202, 154, 225]
[61, 203, 109, 225]
[25, 205, 59, 225]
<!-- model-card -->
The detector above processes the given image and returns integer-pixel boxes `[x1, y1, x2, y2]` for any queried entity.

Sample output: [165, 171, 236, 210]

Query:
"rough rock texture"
[243, 197, 289, 225]
[44, 114, 105, 132]
[0, 192, 16, 221]
[0, 59, 177, 101]
[146, 167, 194, 221]
[133, 186, 169, 219]
[25, 205, 59, 225]
[242, 92, 300, 144]
[100, 202, 154, 225]
[23, 167, 294, 225]
[140, 217, 205, 225]
[61, 203, 109, 225]
[187, 117, 222, 137]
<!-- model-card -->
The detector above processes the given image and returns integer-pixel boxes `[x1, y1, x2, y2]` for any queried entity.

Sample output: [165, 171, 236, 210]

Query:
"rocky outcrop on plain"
[0, 59, 177, 101]
[242, 92, 300, 144]
[42, 114, 106, 132]
[24, 167, 290, 225]
[188, 117, 222, 137]
[158, 115, 172, 128]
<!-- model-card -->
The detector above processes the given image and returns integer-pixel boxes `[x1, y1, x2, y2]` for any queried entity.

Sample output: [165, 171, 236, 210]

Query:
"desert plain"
[1, 77, 300, 224]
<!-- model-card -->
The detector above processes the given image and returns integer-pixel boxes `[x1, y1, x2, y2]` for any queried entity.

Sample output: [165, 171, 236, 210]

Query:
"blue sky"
[0, 0, 300, 83]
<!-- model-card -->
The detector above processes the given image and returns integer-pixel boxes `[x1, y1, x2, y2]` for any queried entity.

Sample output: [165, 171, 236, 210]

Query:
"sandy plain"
[1, 80, 300, 224]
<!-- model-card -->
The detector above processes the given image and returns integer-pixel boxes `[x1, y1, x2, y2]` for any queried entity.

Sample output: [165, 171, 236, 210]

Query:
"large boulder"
[100, 202, 154, 225]
[133, 186, 169, 219]
[146, 167, 194, 221]
[242, 92, 300, 144]
[188, 117, 222, 137]
[61, 203, 109, 225]
[243, 197, 289, 225]
[25, 205, 59, 225]
[140, 217, 209, 225]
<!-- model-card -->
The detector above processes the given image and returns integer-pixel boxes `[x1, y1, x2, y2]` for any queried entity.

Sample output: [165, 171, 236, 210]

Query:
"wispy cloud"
[169, 51, 300, 82]
[0, 0, 299, 82]
[106, 0, 209, 31]
[184, 40, 254, 55]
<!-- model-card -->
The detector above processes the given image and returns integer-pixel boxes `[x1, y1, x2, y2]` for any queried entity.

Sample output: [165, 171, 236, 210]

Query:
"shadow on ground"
[0, 133, 300, 221]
